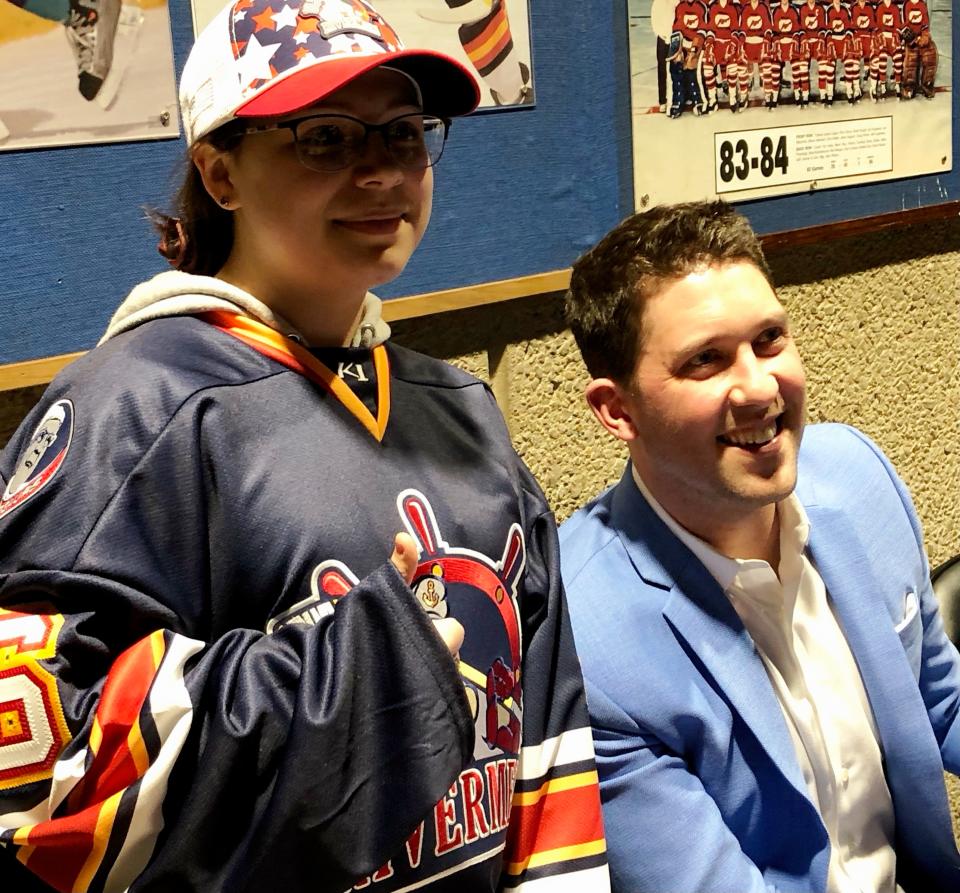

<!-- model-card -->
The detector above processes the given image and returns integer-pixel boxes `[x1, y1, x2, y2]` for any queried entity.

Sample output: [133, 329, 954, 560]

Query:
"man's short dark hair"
[564, 201, 773, 382]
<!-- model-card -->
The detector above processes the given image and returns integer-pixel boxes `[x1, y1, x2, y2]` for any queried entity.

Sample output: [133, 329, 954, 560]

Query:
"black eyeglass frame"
[239, 112, 451, 172]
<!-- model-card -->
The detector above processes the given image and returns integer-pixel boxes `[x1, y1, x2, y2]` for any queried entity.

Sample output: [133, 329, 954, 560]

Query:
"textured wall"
[1, 216, 959, 829]
[2, 218, 958, 553]
[401, 216, 960, 835]
[390, 217, 960, 567]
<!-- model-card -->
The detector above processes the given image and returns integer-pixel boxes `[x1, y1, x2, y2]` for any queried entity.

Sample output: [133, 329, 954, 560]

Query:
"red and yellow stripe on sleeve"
[501, 727, 609, 890]
[7, 629, 203, 893]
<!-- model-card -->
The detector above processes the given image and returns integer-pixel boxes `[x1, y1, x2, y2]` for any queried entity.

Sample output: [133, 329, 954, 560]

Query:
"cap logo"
[298, 0, 388, 41]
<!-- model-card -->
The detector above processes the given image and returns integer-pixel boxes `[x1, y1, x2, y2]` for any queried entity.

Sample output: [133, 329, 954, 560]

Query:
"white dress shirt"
[632, 466, 900, 893]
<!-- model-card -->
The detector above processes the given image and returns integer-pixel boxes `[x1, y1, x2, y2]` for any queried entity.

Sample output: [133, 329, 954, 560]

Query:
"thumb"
[432, 617, 465, 657]
[390, 531, 419, 585]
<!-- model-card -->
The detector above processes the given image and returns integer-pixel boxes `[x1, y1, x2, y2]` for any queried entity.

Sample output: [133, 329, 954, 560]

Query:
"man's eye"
[755, 327, 786, 352]
[688, 349, 720, 368]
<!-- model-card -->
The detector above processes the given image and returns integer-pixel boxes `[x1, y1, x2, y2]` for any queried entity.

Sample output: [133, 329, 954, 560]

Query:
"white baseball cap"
[180, 0, 482, 146]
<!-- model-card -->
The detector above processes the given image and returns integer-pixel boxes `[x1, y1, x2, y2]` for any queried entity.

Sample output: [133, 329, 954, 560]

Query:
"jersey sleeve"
[499, 468, 610, 891]
[0, 396, 474, 893]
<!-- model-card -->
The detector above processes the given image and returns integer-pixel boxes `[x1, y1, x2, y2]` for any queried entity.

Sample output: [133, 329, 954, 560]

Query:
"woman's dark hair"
[148, 123, 243, 275]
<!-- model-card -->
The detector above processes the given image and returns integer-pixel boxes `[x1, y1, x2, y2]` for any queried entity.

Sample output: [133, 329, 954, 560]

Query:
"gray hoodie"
[99, 270, 392, 348]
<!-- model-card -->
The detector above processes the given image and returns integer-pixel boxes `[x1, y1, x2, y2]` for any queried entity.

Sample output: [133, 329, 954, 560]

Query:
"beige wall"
[1, 214, 959, 826]
[390, 216, 960, 565]
[398, 214, 960, 833]
[1, 217, 957, 554]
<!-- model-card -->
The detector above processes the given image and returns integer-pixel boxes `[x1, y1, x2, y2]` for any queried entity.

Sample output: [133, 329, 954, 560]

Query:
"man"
[560, 201, 960, 893]
[704, 0, 742, 113]
[769, 0, 802, 108]
[668, 0, 710, 117]
[798, 0, 827, 104]
[823, 0, 853, 103]
[737, 0, 773, 109]
[874, 0, 905, 97]
[900, 0, 936, 100]
[849, 0, 878, 99]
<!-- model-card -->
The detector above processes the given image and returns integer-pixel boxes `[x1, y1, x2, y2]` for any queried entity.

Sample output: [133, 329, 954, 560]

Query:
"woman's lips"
[335, 216, 404, 235]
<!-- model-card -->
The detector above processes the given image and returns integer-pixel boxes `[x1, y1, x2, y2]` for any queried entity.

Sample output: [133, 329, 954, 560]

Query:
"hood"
[99, 271, 392, 349]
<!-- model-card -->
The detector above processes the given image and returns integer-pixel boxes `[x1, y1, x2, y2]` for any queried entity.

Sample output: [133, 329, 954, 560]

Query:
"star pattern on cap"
[236, 32, 282, 88]
[230, 0, 400, 93]
[272, 3, 299, 30]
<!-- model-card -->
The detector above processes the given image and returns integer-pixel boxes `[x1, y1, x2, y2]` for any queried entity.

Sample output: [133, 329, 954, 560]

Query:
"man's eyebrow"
[671, 311, 792, 360]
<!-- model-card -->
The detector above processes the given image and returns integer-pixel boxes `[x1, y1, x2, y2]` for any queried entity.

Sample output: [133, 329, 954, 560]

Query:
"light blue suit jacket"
[560, 424, 960, 892]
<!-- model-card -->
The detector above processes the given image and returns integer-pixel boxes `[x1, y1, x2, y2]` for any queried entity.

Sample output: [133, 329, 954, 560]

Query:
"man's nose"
[728, 351, 779, 406]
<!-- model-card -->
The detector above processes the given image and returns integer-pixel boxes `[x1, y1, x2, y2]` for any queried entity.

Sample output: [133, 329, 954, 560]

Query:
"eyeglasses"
[241, 113, 449, 172]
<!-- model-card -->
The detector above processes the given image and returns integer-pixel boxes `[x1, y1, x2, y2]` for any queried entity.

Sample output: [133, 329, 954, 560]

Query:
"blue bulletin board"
[1, 0, 957, 367]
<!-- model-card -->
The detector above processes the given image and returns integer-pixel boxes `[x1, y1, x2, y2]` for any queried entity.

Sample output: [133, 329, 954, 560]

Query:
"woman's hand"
[390, 532, 464, 657]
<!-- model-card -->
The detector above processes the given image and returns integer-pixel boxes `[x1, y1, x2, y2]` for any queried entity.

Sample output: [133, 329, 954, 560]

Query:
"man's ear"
[585, 378, 640, 443]
[191, 142, 239, 209]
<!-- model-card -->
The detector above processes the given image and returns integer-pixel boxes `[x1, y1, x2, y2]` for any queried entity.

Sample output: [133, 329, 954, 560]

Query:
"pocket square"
[894, 590, 919, 633]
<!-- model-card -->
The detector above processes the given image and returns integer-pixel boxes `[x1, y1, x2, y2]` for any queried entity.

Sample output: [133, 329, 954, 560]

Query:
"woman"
[0, 2, 607, 891]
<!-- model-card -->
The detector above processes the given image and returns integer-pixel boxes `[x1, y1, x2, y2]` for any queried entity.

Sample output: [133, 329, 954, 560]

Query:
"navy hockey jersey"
[0, 275, 608, 893]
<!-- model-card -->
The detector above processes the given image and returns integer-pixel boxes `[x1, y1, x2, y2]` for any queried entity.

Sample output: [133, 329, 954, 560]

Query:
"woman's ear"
[192, 142, 239, 210]
[585, 378, 641, 443]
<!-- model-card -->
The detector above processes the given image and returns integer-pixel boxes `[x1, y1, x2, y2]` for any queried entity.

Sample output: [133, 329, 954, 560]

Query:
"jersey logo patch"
[267, 491, 528, 889]
[0, 400, 74, 521]
[396, 489, 525, 758]
[268, 489, 526, 760]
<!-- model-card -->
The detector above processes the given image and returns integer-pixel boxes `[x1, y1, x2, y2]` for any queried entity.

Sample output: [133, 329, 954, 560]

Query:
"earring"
[219, 196, 230, 207]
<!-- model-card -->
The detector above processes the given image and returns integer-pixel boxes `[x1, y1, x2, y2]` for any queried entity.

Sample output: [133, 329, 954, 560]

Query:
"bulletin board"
[1, 0, 957, 382]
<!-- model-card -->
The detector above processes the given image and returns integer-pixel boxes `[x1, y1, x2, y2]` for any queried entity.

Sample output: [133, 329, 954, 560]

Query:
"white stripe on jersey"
[515, 727, 596, 782]
[102, 633, 204, 892]
[503, 864, 612, 892]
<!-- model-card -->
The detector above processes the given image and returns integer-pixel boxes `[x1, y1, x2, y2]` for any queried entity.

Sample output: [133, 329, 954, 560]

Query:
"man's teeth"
[722, 422, 778, 446]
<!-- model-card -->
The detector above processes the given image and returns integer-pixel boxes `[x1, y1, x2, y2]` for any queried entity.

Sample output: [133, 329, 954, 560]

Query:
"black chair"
[931, 555, 960, 648]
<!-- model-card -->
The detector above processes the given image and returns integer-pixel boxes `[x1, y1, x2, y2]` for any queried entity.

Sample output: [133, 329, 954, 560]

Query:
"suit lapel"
[609, 472, 809, 799]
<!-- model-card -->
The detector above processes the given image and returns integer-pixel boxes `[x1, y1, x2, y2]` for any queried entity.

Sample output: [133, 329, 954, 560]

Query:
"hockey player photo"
[0, 1, 607, 891]
[0, 0, 177, 151]
[190, 0, 535, 108]
[629, 0, 952, 206]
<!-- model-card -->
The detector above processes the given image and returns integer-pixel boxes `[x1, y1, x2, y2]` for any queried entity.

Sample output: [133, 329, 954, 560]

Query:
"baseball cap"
[180, 0, 482, 146]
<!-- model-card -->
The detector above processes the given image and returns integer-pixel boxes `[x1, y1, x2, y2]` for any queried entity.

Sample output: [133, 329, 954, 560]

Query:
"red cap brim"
[235, 49, 481, 120]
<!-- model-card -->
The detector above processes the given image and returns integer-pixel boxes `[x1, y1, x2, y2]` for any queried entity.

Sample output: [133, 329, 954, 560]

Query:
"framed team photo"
[631, 1, 953, 206]
[0, 0, 179, 152]
[189, 0, 535, 109]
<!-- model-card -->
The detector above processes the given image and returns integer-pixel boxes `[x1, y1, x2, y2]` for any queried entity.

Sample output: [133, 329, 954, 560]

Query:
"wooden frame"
[2, 202, 957, 394]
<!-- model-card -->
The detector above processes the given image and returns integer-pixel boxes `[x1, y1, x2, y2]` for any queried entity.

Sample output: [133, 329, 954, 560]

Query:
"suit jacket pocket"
[895, 590, 922, 680]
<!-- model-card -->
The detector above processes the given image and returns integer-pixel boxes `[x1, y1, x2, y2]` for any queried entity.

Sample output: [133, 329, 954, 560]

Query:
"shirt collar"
[630, 463, 810, 593]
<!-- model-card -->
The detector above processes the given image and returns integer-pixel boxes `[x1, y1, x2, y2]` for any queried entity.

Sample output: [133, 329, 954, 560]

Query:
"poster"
[0, 0, 178, 152]
[189, 0, 535, 109]
[629, 1, 952, 206]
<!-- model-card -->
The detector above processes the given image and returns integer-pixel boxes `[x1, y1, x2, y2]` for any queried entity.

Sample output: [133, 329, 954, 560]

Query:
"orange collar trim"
[200, 310, 390, 442]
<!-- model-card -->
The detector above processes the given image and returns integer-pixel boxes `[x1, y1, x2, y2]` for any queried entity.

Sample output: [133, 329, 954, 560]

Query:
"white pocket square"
[894, 590, 919, 633]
